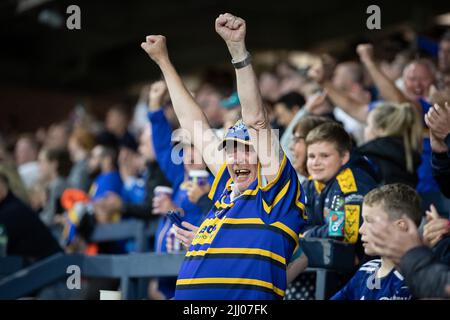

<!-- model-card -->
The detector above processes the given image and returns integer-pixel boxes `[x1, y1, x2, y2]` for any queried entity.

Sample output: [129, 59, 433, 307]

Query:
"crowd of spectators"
[1, 17, 450, 300]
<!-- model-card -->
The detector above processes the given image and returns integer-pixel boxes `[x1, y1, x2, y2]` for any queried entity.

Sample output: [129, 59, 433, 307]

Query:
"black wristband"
[434, 151, 449, 160]
[232, 52, 252, 69]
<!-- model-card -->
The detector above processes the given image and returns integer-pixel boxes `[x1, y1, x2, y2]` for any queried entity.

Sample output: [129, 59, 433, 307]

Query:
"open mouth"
[413, 88, 423, 96]
[234, 169, 251, 178]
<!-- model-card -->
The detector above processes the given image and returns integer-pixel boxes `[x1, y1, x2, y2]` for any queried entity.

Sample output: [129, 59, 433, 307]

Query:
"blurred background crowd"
[1, 0, 450, 300]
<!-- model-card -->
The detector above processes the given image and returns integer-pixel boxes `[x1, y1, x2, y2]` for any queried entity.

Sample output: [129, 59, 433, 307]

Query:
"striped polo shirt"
[174, 154, 307, 300]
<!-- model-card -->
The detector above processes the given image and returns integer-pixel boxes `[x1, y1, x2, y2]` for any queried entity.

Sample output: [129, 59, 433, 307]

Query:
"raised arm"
[147, 81, 184, 188]
[356, 44, 409, 104]
[215, 13, 282, 181]
[309, 56, 369, 123]
[323, 82, 370, 123]
[141, 36, 223, 175]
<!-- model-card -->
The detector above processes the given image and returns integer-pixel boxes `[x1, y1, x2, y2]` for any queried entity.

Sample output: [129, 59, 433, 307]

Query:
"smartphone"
[167, 211, 189, 231]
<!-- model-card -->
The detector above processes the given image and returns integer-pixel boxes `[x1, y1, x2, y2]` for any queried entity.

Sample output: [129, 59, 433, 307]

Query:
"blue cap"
[218, 119, 252, 150]
[220, 92, 240, 109]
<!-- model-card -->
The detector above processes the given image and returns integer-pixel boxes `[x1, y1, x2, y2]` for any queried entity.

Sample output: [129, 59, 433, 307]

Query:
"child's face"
[359, 203, 391, 256]
[306, 141, 349, 183]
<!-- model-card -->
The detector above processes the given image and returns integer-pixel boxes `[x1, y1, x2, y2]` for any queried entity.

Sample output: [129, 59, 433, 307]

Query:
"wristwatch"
[232, 52, 252, 69]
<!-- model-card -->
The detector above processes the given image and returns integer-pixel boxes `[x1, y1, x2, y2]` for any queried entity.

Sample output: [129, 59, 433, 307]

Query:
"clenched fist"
[141, 35, 169, 65]
[215, 13, 246, 43]
[215, 13, 247, 61]
[356, 44, 375, 64]
[148, 80, 167, 110]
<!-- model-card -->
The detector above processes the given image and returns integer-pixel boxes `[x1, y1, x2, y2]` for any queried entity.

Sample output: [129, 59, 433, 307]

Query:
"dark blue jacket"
[301, 154, 379, 244]
[431, 134, 450, 198]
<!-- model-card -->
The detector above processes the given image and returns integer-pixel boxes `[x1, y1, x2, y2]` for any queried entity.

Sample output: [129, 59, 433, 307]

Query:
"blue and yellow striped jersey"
[175, 155, 307, 300]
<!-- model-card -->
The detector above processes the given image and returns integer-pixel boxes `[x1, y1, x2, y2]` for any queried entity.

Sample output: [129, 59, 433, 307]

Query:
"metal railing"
[0, 252, 344, 300]
[0, 220, 347, 300]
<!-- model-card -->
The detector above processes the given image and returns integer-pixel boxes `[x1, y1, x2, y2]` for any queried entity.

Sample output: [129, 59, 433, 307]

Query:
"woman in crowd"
[358, 102, 422, 187]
